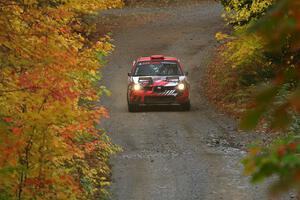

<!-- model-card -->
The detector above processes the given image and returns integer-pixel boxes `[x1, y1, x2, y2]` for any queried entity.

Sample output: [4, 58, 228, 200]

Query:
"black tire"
[181, 101, 191, 111]
[127, 92, 139, 112]
[127, 90, 138, 112]
[128, 103, 139, 112]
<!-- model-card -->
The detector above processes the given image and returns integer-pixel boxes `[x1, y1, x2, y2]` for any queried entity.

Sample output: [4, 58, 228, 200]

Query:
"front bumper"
[128, 89, 190, 105]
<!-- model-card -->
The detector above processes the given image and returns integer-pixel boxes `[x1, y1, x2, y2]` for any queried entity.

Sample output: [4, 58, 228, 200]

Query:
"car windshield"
[134, 61, 182, 76]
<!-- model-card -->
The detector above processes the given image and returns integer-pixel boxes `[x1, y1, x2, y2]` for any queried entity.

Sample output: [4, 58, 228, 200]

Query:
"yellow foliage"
[0, 0, 122, 199]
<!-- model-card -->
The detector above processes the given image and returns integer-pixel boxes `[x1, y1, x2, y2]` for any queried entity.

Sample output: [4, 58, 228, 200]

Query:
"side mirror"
[128, 72, 132, 76]
[185, 72, 189, 76]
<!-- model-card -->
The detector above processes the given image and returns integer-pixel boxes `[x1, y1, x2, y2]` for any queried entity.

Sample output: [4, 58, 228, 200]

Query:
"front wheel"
[180, 101, 191, 111]
[127, 92, 139, 112]
[128, 103, 139, 112]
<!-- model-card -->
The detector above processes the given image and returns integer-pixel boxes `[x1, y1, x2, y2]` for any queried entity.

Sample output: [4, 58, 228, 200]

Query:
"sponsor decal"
[159, 90, 177, 96]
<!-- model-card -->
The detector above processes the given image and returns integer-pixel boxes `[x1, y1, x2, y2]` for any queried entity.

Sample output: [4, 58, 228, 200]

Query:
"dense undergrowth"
[205, 0, 300, 195]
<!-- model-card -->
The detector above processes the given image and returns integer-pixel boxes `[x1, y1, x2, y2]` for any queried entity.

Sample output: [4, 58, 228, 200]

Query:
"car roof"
[136, 55, 179, 62]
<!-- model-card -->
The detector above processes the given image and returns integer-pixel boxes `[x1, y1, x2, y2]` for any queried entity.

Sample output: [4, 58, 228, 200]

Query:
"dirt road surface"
[100, 1, 277, 199]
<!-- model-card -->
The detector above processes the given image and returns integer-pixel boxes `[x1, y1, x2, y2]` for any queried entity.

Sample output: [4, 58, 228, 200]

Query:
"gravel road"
[100, 1, 273, 199]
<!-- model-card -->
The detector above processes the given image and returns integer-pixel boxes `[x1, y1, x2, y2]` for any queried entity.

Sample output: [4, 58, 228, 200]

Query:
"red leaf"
[11, 127, 22, 136]
[3, 117, 13, 123]
[277, 145, 286, 158]
[287, 142, 297, 151]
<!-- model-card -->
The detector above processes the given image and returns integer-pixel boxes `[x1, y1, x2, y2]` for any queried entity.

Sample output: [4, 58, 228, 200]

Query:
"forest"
[208, 0, 300, 195]
[0, 0, 299, 199]
[0, 0, 123, 199]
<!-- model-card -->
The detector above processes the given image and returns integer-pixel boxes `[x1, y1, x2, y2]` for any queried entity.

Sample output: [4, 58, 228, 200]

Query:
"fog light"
[177, 83, 185, 90]
[133, 84, 142, 91]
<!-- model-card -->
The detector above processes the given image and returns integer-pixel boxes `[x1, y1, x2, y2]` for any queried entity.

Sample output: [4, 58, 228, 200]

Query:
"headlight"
[177, 83, 185, 90]
[133, 83, 142, 91]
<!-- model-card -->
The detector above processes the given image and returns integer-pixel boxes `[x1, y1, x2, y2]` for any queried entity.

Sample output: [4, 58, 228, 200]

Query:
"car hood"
[131, 76, 185, 87]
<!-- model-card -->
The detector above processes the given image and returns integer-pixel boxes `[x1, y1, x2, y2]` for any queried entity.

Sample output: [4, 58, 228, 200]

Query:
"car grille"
[144, 96, 176, 104]
[143, 86, 152, 92]
[153, 86, 176, 93]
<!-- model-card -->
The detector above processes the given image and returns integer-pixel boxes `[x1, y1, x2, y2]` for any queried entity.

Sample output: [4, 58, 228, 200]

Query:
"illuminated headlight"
[177, 83, 185, 90]
[133, 84, 142, 91]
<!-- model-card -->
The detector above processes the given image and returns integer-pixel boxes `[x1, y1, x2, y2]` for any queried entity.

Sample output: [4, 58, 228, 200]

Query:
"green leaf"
[252, 162, 278, 183]
[255, 86, 278, 104]
[240, 106, 266, 130]
[271, 106, 292, 129]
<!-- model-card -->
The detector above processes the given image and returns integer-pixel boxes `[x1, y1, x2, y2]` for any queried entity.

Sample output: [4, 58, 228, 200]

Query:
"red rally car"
[127, 55, 190, 112]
